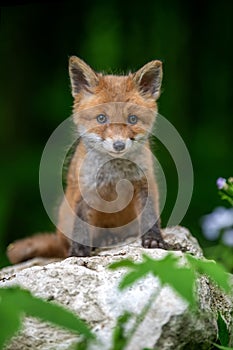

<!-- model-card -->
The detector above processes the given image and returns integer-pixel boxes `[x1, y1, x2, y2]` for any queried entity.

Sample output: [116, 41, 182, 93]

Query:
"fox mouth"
[108, 149, 127, 156]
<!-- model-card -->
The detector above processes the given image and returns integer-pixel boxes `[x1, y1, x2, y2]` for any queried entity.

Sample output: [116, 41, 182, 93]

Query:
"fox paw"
[142, 229, 168, 250]
[69, 242, 91, 257]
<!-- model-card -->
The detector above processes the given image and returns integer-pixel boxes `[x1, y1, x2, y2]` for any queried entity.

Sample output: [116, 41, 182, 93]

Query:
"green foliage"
[201, 177, 233, 273]
[111, 311, 132, 350]
[0, 286, 94, 349]
[213, 345, 233, 350]
[110, 253, 230, 309]
[219, 193, 233, 207]
[75, 339, 91, 350]
[110, 253, 232, 349]
[110, 253, 195, 306]
[205, 245, 233, 274]
[218, 177, 233, 206]
[1, 253, 232, 349]
[217, 313, 229, 347]
[185, 255, 230, 293]
[110, 289, 160, 350]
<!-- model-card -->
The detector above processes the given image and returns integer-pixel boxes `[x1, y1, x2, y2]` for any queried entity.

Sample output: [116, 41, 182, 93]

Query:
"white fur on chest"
[78, 149, 147, 190]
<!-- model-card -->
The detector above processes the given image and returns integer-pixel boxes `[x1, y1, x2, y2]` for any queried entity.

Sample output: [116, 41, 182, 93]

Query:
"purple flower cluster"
[201, 177, 233, 246]
[201, 207, 233, 246]
[216, 176, 233, 206]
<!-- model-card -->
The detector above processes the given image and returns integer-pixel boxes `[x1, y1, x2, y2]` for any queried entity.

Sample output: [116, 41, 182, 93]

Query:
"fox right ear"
[69, 56, 99, 97]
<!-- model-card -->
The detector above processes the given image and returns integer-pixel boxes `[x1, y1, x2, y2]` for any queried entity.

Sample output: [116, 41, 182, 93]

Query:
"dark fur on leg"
[69, 241, 91, 257]
[69, 198, 92, 257]
[139, 186, 168, 250]
[142, 222, 168, 249]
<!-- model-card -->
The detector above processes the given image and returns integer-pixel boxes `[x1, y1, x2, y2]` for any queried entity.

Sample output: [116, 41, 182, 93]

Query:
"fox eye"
[128, 115, 138, 125]
[97, 114, 107, 124]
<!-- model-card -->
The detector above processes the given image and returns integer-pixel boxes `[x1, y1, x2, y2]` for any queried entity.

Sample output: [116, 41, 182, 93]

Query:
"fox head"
[69, 56, 163, 156]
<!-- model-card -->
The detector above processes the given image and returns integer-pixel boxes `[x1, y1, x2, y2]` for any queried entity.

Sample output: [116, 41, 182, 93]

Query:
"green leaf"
[18, 290, 93, 338]
[217, 313, 229, 346]
[219, 191, 233, 206]
[138, 254, 190, 303]
[204, 245, 233, 272]
[212, 344, 233, 350]
[74, 339, 90, 350]
[0, 286, 94, 347]
[110, 253, 231, 314]
[119, 268, 150, 290]
[109, 259, 137, 270]
[110, 311, 132, 350]
[149, 254, 196, 307]
[186, 255, 230, 293]
[110, 256, 154, 290]
[0, 297, 21, 349]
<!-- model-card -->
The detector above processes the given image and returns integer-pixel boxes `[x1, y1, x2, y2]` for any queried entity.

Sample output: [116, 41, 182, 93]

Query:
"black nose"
[113, 140, 125, 151]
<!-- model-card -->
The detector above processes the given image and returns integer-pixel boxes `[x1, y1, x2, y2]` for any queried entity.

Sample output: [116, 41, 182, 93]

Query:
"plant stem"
[125, 287, 160, 348]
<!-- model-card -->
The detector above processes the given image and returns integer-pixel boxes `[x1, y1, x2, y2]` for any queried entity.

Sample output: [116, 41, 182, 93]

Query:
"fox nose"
[113, 140, 125, 152]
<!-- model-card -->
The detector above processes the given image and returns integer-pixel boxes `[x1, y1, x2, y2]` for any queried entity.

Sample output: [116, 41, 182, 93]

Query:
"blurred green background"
[0, 0, 232, 267]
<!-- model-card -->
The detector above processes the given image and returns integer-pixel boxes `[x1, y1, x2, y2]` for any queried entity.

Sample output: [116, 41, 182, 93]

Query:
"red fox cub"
[7, 56, 168, 264]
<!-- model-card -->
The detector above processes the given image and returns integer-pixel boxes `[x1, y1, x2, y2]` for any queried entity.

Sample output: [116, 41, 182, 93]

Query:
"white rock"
[0, 226, 232, 350]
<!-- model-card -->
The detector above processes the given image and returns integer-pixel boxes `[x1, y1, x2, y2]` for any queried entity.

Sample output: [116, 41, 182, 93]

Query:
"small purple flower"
[201, 206, 233, 240]
[216, 177, 226, 190]
[222, 229, 233, 247]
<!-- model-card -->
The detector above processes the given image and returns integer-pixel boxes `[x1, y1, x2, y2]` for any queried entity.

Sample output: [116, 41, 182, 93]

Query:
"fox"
[7, 56, 168, 264]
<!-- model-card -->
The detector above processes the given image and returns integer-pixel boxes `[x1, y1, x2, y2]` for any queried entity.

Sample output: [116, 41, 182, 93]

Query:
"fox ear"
[133, 60, 163, 99]
[69, 56, 99, 97]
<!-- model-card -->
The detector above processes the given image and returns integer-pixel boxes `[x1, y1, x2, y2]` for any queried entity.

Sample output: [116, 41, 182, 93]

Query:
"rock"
[0, 226, 232, 350]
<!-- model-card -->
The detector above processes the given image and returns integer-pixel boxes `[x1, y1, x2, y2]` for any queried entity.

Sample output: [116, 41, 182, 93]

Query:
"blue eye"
[128, 115, 138, 125]
[97, 114, 107, 124]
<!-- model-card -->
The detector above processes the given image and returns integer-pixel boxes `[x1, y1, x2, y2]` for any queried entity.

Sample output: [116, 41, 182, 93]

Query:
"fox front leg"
[69, 241, 91, 257]
[137, 183, 168, 250]
[69, 199, 92, 257]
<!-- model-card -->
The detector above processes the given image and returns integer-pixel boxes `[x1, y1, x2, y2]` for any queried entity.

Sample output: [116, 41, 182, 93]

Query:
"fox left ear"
[133, 60, 163, 100]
